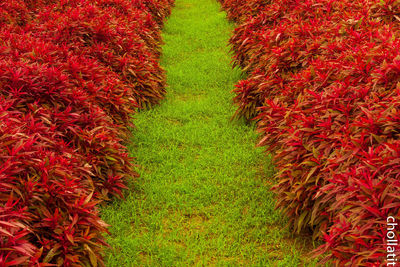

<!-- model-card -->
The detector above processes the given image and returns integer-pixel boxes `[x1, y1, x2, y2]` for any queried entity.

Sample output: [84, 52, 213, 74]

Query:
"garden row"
[219, 0, 400, 265]
[0, 0, 173, 265]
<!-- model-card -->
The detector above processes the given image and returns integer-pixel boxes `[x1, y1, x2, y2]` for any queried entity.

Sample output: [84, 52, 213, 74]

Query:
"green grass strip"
[101, 0, 318, 265]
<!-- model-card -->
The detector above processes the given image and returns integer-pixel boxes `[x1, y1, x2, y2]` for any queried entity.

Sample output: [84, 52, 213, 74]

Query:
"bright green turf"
[100, 0, 320, 265]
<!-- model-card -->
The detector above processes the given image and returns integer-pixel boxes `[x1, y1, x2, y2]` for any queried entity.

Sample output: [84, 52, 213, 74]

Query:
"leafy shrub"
[29, 0, 166, 109]
[0, 96, 109, 266]
[221, 0, 400, 264]
[0, 1, 31, 27]
[0, 43, 129, 265]
[130, 0, 175, 26]
[1, 30, 137, 135]
[0, 0, 174, 264]
[217, 0, 271, 23]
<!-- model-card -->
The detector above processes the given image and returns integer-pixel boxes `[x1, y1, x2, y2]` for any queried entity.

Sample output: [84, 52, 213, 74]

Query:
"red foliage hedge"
[32, 0, 168, 109]
[221, 0, 400, 265]
[0, 0, 173, 265]
[217, 0, 271, 23]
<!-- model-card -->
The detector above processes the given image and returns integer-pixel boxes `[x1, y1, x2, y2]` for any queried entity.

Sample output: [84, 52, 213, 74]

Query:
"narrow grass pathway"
[101, 0, 317, 265]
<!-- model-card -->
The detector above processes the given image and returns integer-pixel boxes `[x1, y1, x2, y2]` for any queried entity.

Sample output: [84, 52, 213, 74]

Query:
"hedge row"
[0, 0, 173, 266]
[220, 0, 400, 265]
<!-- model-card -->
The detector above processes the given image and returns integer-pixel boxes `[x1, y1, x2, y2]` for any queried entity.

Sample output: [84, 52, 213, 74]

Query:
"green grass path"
[101, 0, 316, 265]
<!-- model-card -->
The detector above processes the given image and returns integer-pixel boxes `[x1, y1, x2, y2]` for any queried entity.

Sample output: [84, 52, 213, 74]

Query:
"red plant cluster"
[0, 0, 173, 265]
[217, 0, 271, 23]
[220, 0, 400, 265]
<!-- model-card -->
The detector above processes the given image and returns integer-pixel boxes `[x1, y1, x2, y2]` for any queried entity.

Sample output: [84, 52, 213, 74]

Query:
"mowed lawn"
[100, 0, 319, 265]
